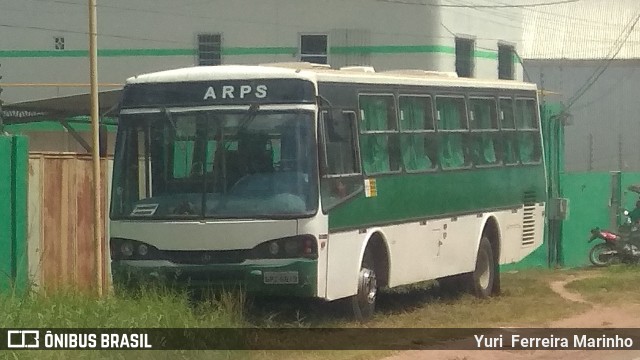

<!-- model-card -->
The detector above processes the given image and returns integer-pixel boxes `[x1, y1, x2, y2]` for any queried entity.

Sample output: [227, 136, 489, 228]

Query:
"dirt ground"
[383, 274, 640, 360]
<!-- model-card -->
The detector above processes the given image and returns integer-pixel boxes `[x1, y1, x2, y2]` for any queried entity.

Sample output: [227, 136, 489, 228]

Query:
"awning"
[2, 89, 122, 123]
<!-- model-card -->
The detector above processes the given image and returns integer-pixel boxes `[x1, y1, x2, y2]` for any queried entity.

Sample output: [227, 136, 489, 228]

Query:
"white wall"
[0, 0, 525, 104]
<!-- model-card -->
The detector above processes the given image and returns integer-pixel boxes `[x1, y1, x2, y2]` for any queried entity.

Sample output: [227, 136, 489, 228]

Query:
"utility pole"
[88, 0, 103, 297]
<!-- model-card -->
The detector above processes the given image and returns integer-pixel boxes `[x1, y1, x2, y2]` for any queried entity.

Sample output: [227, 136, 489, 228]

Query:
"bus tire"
[467, 236, 495, 299]
[350, 249, 378, 322]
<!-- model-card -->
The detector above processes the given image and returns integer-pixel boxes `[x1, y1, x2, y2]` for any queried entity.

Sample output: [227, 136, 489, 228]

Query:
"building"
[1, 0, 525, 104]
[522, 0, 640, 172]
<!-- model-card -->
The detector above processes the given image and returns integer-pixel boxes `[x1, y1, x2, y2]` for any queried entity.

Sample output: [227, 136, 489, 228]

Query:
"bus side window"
[498, 98, 518, 165]
[359, 94, 400, 174]
[436, 96, 470, 169]
[468, 97, 499, 166]
[399, 95, 437, 171]
[320, 110, 363, 212]
[515, 98, 542, 163]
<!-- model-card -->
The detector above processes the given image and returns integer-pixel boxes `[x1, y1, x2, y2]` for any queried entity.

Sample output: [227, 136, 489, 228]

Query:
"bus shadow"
[242, 281, 466, 326]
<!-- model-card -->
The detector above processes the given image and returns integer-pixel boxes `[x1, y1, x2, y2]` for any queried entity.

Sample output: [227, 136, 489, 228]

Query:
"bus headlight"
[251, 235, 317, 259]
[110, 238, 161, 261]
[138, 244, 149, 256]
[121, 242, 134, 257]
[268, 242, 280, 255]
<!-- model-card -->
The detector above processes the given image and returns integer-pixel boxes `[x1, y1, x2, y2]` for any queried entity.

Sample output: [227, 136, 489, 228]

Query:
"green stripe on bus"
[328, 165, 546, 230]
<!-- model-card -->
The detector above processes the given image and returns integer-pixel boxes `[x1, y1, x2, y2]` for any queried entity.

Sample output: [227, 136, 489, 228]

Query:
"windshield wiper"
[226, 103, 260, 147]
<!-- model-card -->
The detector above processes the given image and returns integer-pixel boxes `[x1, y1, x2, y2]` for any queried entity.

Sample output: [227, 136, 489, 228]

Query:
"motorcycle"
[589, 200, 640, 267]
[588, 226, 640, 267]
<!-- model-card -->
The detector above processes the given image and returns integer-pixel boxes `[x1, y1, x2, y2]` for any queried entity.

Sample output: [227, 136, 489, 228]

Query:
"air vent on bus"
[522, 191, 537, 247]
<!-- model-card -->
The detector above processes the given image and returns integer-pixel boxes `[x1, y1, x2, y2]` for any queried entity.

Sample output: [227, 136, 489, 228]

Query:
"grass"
[1, 287, 247, 360]
[1, 266, 633, 360]
[565, 265, 640, 304]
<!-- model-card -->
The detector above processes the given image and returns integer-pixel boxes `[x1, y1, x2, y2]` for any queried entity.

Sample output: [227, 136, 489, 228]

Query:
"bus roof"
[126, 63, 538, 92]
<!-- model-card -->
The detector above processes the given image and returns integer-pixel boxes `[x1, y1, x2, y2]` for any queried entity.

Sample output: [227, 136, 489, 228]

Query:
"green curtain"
[518, 132, 536, 163]
[515, 100, 538, 162]
[471, 101, 497, 165]
[173, 140, 194, 178]
[437, 100, 466, 168]
[472, 101, 493, 129]
[360, 97, 391, 173]
[400, 98, 432, 171]
[503, 132, 518, 164]
[499, 100, 516, 129]
[440, 134, 465, 168]
[516, 100, 536, 130]
[472, 134, 497, 165]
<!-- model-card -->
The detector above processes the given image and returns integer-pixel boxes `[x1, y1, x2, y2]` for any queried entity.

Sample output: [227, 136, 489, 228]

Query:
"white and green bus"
[109, 63, 546, 320]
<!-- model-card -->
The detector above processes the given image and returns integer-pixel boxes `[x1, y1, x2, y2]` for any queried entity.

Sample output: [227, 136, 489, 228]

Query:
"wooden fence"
[27, 153, 112, 293]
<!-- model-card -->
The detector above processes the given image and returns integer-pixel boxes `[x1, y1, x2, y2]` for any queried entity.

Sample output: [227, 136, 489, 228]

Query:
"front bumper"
[111, 258, 317, 297]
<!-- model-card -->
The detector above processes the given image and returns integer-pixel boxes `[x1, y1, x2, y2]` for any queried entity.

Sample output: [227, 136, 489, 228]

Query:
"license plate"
[263, 271, 299, 285]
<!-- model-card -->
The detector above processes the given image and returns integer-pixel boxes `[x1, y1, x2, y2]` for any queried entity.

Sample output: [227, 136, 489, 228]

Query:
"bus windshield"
[110, 109, 318, 220]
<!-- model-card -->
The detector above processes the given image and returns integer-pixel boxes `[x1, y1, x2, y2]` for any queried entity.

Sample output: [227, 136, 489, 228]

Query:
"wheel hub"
[358, 268, 377, 304]
[478, 251, 491, 290]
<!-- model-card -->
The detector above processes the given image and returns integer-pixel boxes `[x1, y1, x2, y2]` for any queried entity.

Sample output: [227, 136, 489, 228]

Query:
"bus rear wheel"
[467, 237, 495, 298]
[350, 249, 377, 322]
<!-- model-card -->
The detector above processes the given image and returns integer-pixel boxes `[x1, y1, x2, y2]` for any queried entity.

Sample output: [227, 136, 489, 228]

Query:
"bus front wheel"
[350, 249, 377, 322]
[467, 237, 495, 298]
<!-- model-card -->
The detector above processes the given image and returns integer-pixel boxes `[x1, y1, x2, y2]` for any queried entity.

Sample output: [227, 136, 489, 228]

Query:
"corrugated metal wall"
[0, 135, 29, 294]
[28, 153, 112, 293]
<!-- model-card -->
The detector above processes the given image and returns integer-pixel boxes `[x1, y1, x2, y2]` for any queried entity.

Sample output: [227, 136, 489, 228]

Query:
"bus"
[109, 63, 546, 320]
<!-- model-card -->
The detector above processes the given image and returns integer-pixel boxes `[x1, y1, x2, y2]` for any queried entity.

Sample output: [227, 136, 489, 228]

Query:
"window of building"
[498, 44, 515, 80]
[320, 111, 363, 211]
[468, 97, 499, 166]
[436, 96, 470, 169]
[197, 33, 222, 66]
[398, 96, 438, 171]
[359, 94, 400, 174]
[455, 37, 475, 78]
[300, 34, 328, 64]
[54, 37, 65, 50]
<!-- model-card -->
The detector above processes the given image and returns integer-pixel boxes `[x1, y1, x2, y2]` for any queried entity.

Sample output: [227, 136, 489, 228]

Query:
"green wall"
[558, 172, 611, 267]
[558, 171, 640, 268]
[0, 135, 29, 294]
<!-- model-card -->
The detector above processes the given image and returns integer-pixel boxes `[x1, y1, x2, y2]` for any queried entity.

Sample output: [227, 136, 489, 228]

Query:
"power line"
[0, 22, 191, 45]
[565, 8, 640, 110]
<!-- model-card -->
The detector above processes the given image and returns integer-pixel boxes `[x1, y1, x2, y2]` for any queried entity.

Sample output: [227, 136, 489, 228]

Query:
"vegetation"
[3, 266, 638, 359]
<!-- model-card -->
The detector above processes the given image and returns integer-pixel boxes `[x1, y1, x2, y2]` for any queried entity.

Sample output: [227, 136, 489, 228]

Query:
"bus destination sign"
[121, 79, 316, 108]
